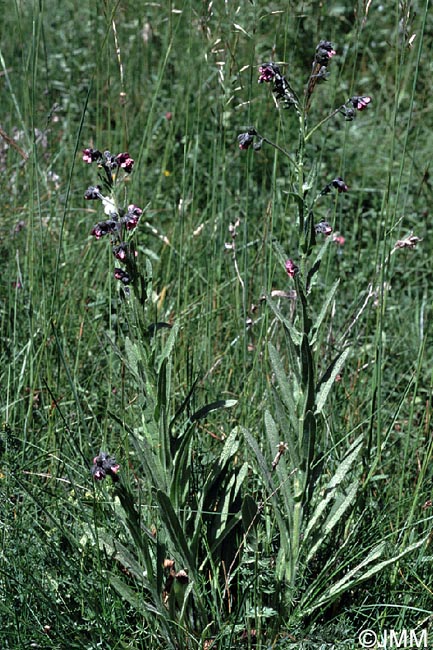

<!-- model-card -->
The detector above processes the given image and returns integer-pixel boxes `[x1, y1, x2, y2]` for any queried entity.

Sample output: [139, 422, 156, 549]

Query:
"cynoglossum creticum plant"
[87, 349, 245, 648]
[83, 147, 148, 304]
[82, 148, 247, 648]
[236, 41, 423, 621]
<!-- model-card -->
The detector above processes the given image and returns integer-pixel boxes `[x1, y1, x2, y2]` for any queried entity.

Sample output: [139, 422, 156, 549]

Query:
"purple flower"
[127, 204, 143, 217]
[332, 177, 348, 193]
[350, 95, 372, 111]
[315, 41, 336, 65]
[91, 452, 120, 483]
[122, 204, 142, 231]
[84, 185, 102, 200]
[285, 259, 299, 279]
[342, 96, 372, 120]
[113, 243, 128, 261]
[258, 63, 277, 84]
[90, 219, 118, 239]
[315, 221, 333, 236]
[237, 132, 255, 150]
[258, 63, 297, 109]
[82, 148, 102, 164]
[92, 467, 106, 481]
[116, 152, 135, 173]
[114, 268, 131, 284]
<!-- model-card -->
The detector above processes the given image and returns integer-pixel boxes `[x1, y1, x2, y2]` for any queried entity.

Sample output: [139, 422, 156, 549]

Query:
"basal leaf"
[304, 536, 427, 616]
[156, 490, 195, 574]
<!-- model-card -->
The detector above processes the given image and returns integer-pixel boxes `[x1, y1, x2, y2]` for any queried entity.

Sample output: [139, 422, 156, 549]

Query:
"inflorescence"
[91, 451, 120, 483]
[83, 148, 142, 291]
[238, 41, 372, 280]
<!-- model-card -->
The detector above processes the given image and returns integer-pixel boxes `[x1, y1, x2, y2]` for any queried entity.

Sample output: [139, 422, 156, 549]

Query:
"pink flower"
[123, 204, 142, 231]
[82, 148, 102, 164]
[91, 452, 120, 483]
[332, 177, 348, 193]
[90, 219, 118, 239]
[92, 467, 105, 481]
[285, 259, 299, 279]
[114, 268, 131, 284]
[127, 204, 143, 217]
[315, 221, 333, 236]
[237, 132, 254, 150]
[113, 243, 128, 261]
[116, 152, 135, 173]
[333, 235, 345, 246]
[315, 41, 336, 65]
[258, 63, 277, 84]
[350, 95, 372, 111]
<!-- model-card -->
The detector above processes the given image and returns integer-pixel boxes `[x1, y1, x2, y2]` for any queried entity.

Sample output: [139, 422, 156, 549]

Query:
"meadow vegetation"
[1, 1, 432, 648]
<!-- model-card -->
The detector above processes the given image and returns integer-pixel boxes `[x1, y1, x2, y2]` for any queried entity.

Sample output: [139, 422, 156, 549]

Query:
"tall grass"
[1, 1, 432, 648]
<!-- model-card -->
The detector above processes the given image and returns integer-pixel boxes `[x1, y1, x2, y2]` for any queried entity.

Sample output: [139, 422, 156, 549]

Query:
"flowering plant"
[239, 42, 371, 262]
[82, 148, 146, 301]
[237, 41, 373, 594]
[91, 451, 120, 482]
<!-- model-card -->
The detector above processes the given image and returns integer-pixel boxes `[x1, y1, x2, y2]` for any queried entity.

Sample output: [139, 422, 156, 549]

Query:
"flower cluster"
[237, 41, 371, 291]
[314, 40, 337, 66]
[393, 233, 422, 250]
[88, 204, 143, 240]
[258, 62, 298, 109]
[315, 220, 333, 236]
[91, 451, 120, 482]
[320, 177, 349, 196]
[237, 128, 263, 151]
[285, 259, 299, 279]
[83, 147, 142, 289]
[340, 95, 372, 121]
[304, 40, 337, 110]
[82, 148, 135, 174]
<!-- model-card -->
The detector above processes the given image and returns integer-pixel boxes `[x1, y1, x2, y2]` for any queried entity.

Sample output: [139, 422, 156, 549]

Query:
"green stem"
[297, 112, 305, 241]
[305, 105, 344, 142]
[258, 134, 299, 171]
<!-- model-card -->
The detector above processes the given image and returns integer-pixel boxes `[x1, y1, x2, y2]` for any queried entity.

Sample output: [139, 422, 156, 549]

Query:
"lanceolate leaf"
[156, 490, 195, 573]
[109, 575, 159, 615]
[157, 320, 179, 372]
[310, 279, 340, 345]
[190, 398, 237, 422]
[241, 494, 260, 536]
[300, 334, 315, 411]
[303, 536, 427, 616]
[305, 479, 359, 562]
[268, 342, 299, 424]
[300, 409, 316, 474]
[129, 427, 167, 493]
[306, 237, 332, 291]
[303, 434, 363, 545]
[124, 336, 140, 379]
[266, 295, 302, 347]
[243, 428, 292, 558]
[315, 346, 351, 413]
